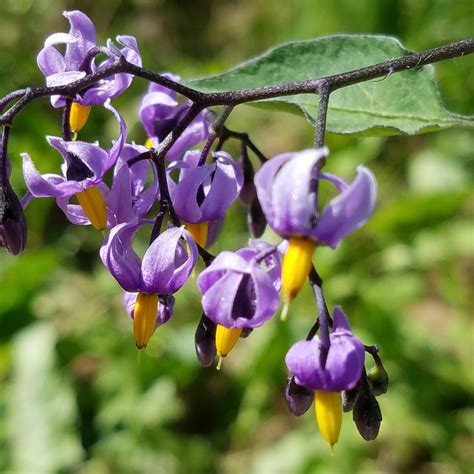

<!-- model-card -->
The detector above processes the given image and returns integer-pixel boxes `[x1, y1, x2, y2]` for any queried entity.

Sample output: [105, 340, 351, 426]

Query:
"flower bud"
[0, 182, 27, 255]
[194, 314, 216, 367]
[285, 375, 314, 416]
[352, 391, 382, 441]
[247, 196, 266, 238]
[367, 354, 389, 396]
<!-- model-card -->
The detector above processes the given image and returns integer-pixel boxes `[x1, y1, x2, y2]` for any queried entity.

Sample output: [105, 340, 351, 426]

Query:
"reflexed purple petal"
[104, 100, 128, 169]
[325, 332, 365, 390]
[270, 148, 327, 236]
[197, 251, 251, 294]
[172, 164, 213, 222]
[313, 166, 377, 248]
[141, 227, 197, 294]
[286, 339, 330, 389]
[123, 291, 137, 318]
[199, 152, 243, 221]
[45, 70, 86, 87]
[255, 152, 294, 226]
[206, 218, 223, 247]
[56, 197, 89, 225]
[107, 158, 135, 225]
[100, 222, 142, 292]
[37, 46, 66, 76]
[22, 154, 82, 198]
[201, 270, 245, 327]
[332, 306, 352, 332]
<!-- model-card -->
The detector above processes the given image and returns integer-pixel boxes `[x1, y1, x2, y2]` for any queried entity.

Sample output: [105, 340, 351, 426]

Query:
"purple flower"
[22, 101, 126, 199]
[255, 148, 377, 248]
[100, 222, 197, 295]
[123, 291, 175, 326]
[37, 10, 141, 107]
[169, 150, 243, 223]
[285, 307, 365, 391]
[139, 75, 210, 160]
[197, 241, 281, 328]
[56, 143, 159, 228]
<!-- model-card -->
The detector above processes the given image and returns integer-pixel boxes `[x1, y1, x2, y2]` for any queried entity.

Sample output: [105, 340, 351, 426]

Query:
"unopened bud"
[285, 376, 313, 416]
[353, 391, 382, 441]
[248, 196, 266, 238]
[0, 182, 27, 255]
[194, 314, 216, 367]
[367, 354, 389, 396]
[239, 151, 256, 206]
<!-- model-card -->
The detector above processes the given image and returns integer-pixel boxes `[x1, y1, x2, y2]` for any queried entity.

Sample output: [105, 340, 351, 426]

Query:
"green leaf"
[189, 35, 473, 135]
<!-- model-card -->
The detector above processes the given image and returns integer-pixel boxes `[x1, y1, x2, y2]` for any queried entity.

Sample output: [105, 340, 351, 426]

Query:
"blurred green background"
[0, 1, 473, 473]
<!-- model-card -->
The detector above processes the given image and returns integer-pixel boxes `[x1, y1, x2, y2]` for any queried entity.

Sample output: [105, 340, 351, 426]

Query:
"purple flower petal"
[141, 227, 197, 294]
[313, 165, 377, 248]
[100, 221, 142, 292]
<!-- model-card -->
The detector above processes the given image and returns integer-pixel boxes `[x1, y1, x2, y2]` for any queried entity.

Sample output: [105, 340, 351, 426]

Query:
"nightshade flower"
[21, 101, 126, 231]
[56, 143, 159, 229]
[255, 147, 377, 308]
[100, 221, 197, 348]
[285, 307, 364, 392]
[198, 241, 281, 329]
[198, 240, 281, 365]
[139, 75, 210, 160]
[169, 150, 243, 247]
[37, 10, 142, 109]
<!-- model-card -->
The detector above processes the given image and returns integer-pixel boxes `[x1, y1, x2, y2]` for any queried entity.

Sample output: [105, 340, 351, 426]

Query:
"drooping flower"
[100, 221, 197, 348]
[255, 147, 377, 306]
[21, 101, 126, 231]
[56, 143, 159, 229]
[285, 307, 365, 392]
[139, 75, 210, 160]
[37, 10, 142, 108]
[198, 241, 281, 330]
[169, 150, 243, 246]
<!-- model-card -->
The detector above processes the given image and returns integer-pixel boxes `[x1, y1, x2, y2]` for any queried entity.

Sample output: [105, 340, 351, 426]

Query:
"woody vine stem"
[0, 38, 472, 166]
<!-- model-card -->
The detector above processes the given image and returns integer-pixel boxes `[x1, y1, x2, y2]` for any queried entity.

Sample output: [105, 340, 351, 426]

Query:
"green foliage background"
[0, 1, 472, 473]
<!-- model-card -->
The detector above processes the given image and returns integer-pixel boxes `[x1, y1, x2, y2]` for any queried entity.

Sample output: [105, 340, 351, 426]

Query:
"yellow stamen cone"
[186, 222, 208, 248]
[281, 237, 315, 305]
[75, 185, 107, 231]
[314, 390, 342, 449]
[145, 137, 154, 149]
[215, 325, 242, 369]
[69, 102, 91, 134]
[133, 293, 159, 349]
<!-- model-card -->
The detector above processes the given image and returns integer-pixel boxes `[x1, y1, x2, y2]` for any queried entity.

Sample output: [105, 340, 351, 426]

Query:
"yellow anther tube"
[215, 325, 242, 369]
[75, 185, 107, 231]
[133, 293, 159, 349]
[69, 102, 91, 133]
[281, 237, 315, 306]
[314, 390, 342, 449]
[145, 137, 154, 149]
[186, 222, 208, 248]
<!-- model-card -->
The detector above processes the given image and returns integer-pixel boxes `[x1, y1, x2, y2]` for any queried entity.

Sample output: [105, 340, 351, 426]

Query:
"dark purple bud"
[285, 375, 314, 416]
[352, 376, 382, 441]
[194, 314, 216, 367]
[248, 196, 266, 238]
[239, 147, 256, 206]
[367, 353, 389, 396]
[0, 182, 27, 255]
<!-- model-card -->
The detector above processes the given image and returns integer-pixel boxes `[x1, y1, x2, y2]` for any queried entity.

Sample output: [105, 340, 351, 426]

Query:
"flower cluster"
[0, 10, 389, 450]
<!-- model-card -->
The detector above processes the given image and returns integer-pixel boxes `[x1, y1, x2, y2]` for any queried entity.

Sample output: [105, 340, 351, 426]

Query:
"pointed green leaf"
[189, 35, 473, 135]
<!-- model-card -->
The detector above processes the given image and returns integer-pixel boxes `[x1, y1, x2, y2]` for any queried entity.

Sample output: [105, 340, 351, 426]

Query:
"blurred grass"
[0, 1, 473, 473]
